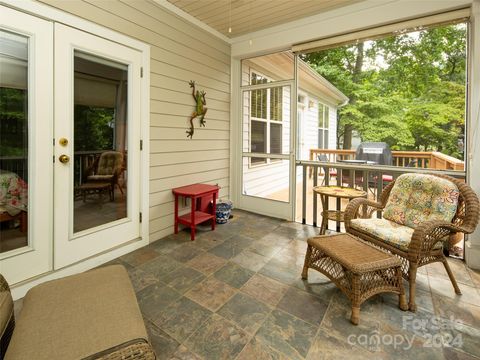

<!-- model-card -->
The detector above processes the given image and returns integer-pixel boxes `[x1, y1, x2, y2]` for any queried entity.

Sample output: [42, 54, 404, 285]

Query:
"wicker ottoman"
[302, 233, 408, 325]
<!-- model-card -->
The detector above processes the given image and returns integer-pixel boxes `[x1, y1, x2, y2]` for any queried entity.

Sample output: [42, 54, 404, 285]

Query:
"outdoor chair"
[83, 151, 124, 200]
[345, 173, 479, 311]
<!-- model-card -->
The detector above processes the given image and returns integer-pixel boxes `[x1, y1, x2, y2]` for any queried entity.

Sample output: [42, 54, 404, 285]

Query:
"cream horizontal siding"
[38, 0, 231, 242]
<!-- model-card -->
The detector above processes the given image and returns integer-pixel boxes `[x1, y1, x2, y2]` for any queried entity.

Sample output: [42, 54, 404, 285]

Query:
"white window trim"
[318, 102, 329, 149]
[248, 68, 284, 168]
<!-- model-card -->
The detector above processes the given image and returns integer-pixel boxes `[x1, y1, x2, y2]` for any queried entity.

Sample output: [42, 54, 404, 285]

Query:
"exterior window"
[250, 71, 283, 165]
[318, 103, 329, 149]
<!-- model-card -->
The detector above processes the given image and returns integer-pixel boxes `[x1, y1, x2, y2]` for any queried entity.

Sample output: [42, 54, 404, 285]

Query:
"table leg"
[319, 212, 327, 235]
[319, 194, 327, 235]
[190, 196, 196, 241]
[212, 191, 217, 231]
[174, 194, 179, 234]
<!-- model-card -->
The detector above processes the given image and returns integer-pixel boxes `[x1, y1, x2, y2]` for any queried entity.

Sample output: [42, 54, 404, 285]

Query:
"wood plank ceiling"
[165, 0, 364, 38]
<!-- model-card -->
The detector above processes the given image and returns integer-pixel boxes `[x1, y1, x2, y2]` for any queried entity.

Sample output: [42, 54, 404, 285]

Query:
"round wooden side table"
[313, 185, 367, 235]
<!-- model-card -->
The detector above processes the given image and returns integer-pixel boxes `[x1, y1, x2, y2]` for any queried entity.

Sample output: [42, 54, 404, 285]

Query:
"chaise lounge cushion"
[5, 265, 149, 360]
[350, 218, 414, 251]
[0, 284, 13, 339]
[383, 173, 459, 228]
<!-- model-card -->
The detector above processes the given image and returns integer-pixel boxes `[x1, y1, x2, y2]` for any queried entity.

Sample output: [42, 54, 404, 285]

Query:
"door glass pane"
[0, 30, 29, 253]
[243, 157, 290, 203]
[73, 51, 128, 233]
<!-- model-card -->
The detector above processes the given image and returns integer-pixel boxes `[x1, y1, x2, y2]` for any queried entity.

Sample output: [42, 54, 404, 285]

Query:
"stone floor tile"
[432, 294, 480, 329]
[241, 273, 289, 307]
[162, 266, 205, 294]
[259, 258, 302, 285]
[427, 259, 474, 287]
[120, 246, 160, 267]
[105, 209, 480, 360]
[169, 243, 204, 263]
[186, 252, 227, 275]
[248, 241, 283, 258]
[156, 296, 211, 342]
[377, 321, 444, 359]
[291, 271, 339, 302]
[128, 267, 160, 293]
[468, 268, 480, 288]
[217, 292, 271, 334]
[138, 283, 182, 325]
[168, 345, 203, 360]
[185, 277, 237, 312]
[306, 328, 373, 360]
[429, 276, 480, 307]
[320, 302, 382, 353]
[255, 309, 317, 360]
[236, 338, 290, 360]
[213, 262, 255, 289]
[208, 238, 252, 260]
[137, 254, 184, 279]
[277, 286, 330, 326]
[260, 232, 293, 247]
[443, 347, 480, 360]
[184, 313, 249, 360]
[440, 322, 480, 358]
[151, 234, 190, 254]
[144, 318, 180, 360]
[231, 250, 269, 272]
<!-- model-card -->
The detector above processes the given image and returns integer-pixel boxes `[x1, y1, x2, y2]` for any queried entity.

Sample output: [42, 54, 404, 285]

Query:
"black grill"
[355, 142, 392, 165]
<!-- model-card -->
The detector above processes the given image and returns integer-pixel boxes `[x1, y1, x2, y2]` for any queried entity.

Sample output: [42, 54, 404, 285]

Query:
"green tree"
[302, 23, 466, 159]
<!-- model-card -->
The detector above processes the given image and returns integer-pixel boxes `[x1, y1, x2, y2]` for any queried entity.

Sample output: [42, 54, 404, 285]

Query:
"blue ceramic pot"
[216, 201, 232, 224]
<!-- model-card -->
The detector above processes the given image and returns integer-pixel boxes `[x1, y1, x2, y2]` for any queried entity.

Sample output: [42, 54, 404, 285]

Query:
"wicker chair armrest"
[345, 198, 384, 223]
[409, 220, 472, 259]
[0, 274, 10, 293]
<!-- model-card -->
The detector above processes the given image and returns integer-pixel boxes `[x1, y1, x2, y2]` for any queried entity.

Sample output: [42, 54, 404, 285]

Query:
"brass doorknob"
[59, 154, 70, 164]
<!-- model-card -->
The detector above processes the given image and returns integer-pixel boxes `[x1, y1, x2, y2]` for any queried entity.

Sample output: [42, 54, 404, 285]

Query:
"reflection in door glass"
[73, 51, 128, 233]
[0, 30, 29, 253]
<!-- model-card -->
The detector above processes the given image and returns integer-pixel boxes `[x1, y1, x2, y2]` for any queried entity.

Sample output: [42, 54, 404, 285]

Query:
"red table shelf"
[172, 183, 220, 241]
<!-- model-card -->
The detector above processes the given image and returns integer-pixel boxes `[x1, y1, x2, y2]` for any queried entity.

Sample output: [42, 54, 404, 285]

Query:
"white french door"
[0, 8, 54, 284]
[54, 24, 143, 268]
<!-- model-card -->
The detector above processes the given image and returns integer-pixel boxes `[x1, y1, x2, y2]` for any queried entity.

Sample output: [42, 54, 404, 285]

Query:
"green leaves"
[302, 23, 466, 159]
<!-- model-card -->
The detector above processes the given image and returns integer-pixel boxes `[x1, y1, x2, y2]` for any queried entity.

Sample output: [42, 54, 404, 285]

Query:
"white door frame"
[0, 7, 54, 284]
[235, 55, 298, 220]
[54, 23, 145, 269]
[0, 1, 150, 291]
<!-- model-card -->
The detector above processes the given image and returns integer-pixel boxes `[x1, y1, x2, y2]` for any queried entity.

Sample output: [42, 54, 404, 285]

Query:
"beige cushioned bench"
[1, 265, 155, 360]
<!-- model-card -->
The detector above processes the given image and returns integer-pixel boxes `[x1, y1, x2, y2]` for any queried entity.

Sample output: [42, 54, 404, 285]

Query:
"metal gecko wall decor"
[186, 80, 208, 138]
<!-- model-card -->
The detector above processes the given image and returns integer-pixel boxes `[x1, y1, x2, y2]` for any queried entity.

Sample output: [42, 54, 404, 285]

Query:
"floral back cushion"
[383, 173, 459, 229]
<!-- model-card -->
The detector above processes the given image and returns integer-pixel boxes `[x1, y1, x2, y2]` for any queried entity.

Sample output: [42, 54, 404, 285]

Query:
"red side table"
[172, 183, 220, 241]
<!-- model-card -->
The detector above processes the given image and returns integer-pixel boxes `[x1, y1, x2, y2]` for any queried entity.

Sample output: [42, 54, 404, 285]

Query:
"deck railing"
[309, 149, 465, 171]
[0, 151, 103, 185]
[298, 160, 466, 231]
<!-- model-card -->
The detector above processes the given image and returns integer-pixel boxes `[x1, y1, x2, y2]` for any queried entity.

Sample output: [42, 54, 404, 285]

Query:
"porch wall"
[38, 0, 231, 242]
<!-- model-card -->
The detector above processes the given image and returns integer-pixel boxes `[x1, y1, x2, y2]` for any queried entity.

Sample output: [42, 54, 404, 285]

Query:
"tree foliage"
[302, 23, 466, 159]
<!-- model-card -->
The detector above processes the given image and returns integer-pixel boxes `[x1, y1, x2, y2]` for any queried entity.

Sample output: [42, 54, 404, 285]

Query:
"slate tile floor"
[113, 210, 480, 359]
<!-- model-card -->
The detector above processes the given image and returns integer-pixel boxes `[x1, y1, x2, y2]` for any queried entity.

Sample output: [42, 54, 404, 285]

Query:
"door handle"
[59, 154, 70, 164]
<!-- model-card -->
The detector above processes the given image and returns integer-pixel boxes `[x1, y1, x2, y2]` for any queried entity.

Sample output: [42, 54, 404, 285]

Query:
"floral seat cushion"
[383, 173, 459, 229]
[350, 218, 414, 251]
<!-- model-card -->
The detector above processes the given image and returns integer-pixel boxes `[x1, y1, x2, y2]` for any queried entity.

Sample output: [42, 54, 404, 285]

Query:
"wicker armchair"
[84, 151, 125, 199]
[345, 173, 479, 311]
